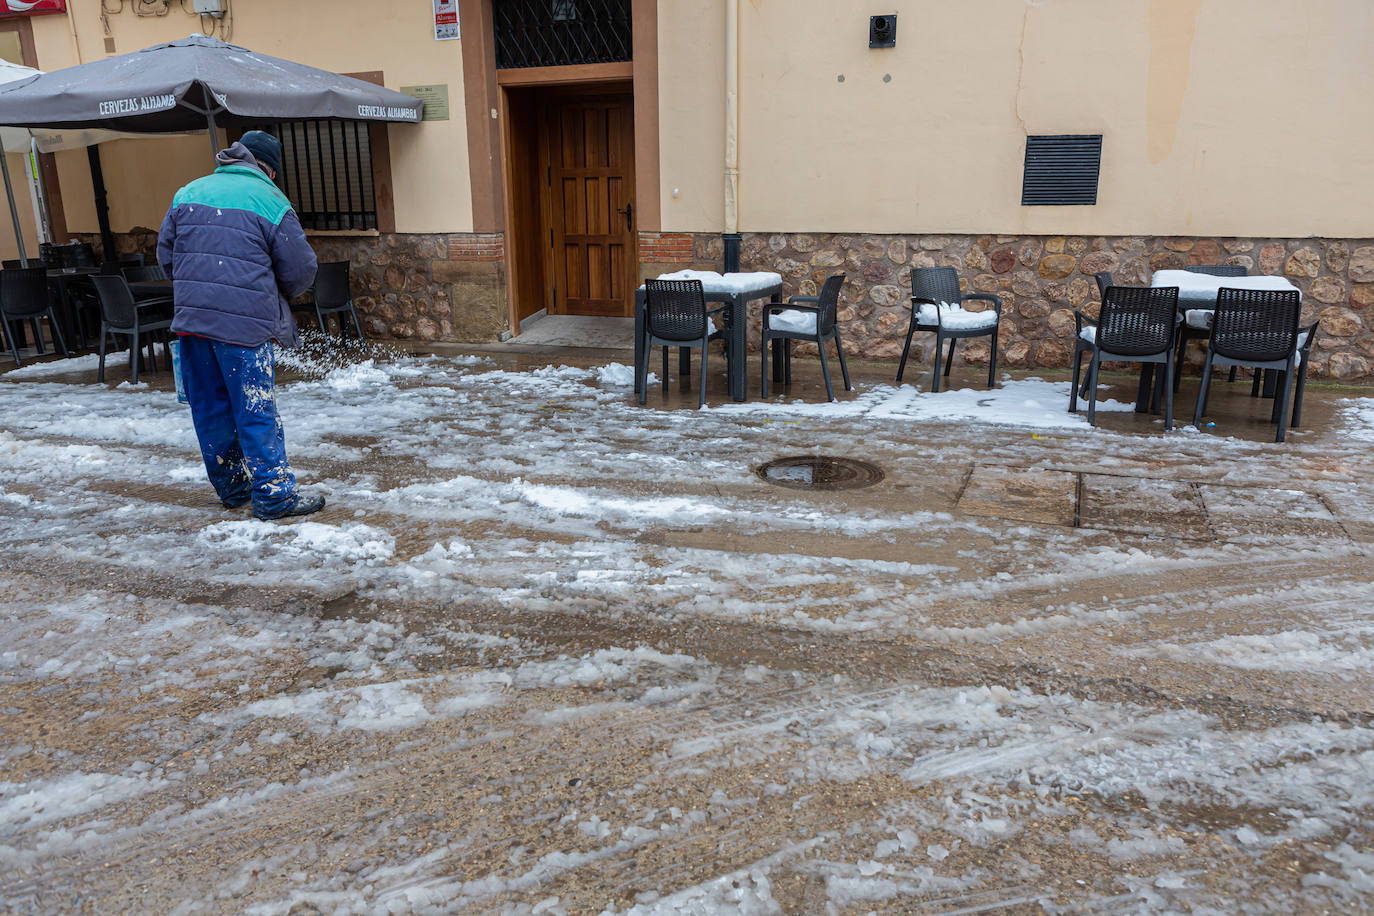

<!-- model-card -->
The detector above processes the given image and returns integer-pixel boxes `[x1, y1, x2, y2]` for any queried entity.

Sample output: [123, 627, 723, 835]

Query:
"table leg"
[633, 289, 645, 395]
[1135, 365, 1155, 413]
[729, 293, 749, 401]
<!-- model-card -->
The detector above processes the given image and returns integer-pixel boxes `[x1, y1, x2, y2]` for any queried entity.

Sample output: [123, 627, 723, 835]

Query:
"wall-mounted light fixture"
[869, 15, 897, 48]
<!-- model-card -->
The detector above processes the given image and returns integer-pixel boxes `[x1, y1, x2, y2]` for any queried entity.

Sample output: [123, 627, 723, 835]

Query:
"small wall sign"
[433, 0, 459, 40]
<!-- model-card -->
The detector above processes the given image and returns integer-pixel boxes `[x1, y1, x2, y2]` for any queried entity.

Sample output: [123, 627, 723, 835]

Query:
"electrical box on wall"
[193, 0, 227, 15]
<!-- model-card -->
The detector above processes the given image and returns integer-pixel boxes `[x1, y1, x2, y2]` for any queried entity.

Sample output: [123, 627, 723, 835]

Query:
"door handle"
[617, 202, 633, 232]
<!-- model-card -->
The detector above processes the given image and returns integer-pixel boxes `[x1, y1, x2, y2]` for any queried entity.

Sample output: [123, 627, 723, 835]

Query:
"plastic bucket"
[169, 337, 189, 405]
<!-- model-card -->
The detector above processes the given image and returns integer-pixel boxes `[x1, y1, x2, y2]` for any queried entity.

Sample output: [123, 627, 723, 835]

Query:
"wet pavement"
[1, 338, 1373, 915]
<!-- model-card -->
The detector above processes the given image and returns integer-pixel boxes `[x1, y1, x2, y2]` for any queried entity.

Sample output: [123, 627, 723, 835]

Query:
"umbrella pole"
[86, 146, 115, 262]
[206, 110, 219, 162]
[0, 132, 28, 263]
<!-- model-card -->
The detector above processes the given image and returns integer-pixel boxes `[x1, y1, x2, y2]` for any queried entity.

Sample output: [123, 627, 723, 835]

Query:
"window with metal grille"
[1021, 134, 1102, 206]
[252, 121, 378, 231]
[493, 0, 632, 70]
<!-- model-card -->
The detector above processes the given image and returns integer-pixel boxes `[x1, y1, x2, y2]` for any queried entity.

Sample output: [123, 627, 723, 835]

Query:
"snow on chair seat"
[915, 302, 1000, 330]
[768, 308, 818, 335]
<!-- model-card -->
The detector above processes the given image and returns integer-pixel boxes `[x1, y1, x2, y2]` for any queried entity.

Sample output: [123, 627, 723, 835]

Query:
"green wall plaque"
[399, 84, 450, 122]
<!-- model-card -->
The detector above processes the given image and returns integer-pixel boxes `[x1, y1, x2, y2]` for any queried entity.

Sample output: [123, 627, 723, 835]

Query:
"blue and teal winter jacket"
[157, 143, 317, 348]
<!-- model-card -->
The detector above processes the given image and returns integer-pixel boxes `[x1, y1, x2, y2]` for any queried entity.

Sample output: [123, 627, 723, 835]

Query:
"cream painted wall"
[26, 0, 471, 236]
[656, 0, 727, 235]
[0, 152, 40, 261]
[667, 0, 1374, 238]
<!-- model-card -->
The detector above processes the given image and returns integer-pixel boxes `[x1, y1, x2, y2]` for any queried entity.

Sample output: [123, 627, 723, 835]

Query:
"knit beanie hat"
[240, 130, 283, 175]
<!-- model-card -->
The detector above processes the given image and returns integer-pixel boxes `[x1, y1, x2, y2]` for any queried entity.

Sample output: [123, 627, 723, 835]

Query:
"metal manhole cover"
[756, 456, 885, 491]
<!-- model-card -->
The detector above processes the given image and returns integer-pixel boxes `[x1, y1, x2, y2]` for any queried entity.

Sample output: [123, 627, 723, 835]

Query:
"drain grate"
[756, 456, 885, 491]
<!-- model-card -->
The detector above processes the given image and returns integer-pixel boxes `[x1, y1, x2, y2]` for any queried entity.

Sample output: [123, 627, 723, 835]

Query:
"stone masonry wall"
[684, 232, 1373, 381]
[87, 228, 1374, 381]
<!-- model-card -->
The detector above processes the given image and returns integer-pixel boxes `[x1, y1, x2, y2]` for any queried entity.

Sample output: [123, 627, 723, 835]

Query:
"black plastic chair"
[896, 266, 1001, 392]
[121, 264, 166, 283]
[1, 266, 68, 367]
[308, 261, 362, 340]
[100, 254, 146, 275]
[1094, 271, 1113, 302]
[760, 273, 851, 402]
[1070, 285, 1180, 429]
[90, 274, 173, 384]
[637, 278, 728, 408]
[1177, 264, 1249, 388]
[1191, 288, 1307, 442]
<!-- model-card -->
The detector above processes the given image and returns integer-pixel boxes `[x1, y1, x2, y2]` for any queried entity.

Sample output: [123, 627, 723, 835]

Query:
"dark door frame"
[458, 0, 659, 334]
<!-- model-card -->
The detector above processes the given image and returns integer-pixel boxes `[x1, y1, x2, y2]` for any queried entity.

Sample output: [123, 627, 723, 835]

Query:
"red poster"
[0, 0, 67, 15]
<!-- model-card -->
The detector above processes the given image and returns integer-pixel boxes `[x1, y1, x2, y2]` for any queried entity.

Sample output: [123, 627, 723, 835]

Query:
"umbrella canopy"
[0, 59, 169, 152]
[0, 33, 423, 133]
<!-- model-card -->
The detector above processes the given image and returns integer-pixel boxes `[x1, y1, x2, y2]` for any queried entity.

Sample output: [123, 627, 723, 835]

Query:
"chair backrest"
[0, 266, 51, 319]
[1185, 264, 1247, 277]
[815, 273, 845, 336]
[122, 264, 167, 282]
[90, 273, 141, 330]
[313, 260, 351, 309]
[1211, 288, 1301, 363]
[1098, 285, 1179, 356]
[644, 279, 710, 342]
[1, 259, 21, 270]
[119, 253, 146, 267]
[71, 243, 96, 268]
[911, 266, 962, 306]
[1094, 271, 1114, 301]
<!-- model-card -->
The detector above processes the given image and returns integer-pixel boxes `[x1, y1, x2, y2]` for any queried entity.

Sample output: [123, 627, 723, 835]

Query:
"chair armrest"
[960, 292, 1003, 315]
[135, 296, 174, 309]
[1298, 320, 1319, 351]
[786, 295, 821, 305]
[768, 301, 821, 314]
[1073, 310, 1097, 332]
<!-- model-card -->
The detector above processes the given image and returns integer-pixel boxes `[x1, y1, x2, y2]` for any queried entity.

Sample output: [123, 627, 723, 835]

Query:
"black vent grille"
[494, 0, 632, 70]
[1022, 134, 1102, 206]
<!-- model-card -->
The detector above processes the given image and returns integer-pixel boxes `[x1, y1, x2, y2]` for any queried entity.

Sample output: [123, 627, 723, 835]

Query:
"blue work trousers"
[179, 335, 298, 517]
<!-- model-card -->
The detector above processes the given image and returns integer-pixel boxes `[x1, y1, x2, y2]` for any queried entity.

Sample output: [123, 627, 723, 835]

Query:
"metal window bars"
[493, 0, 632, 70]
[251, 120, 378, 231]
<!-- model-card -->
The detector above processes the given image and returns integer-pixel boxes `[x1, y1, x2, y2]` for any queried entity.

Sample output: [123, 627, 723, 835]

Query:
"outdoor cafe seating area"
[635, 262, 1320, 442]
[0, 240, 178, 380]
[0, 244, 362, 383]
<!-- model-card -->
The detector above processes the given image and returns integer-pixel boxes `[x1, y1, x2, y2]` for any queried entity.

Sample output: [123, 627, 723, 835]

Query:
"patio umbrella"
[0, 33, 422, 261]
[0, 33, 423, 155]
[0, 59, 182, 260]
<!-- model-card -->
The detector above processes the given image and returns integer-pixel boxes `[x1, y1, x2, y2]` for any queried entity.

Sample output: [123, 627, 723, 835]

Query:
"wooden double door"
[540, 91, 637, 317]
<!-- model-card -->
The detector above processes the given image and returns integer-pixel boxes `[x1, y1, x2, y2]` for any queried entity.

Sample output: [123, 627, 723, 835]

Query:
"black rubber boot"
[256, 493, 326, 521]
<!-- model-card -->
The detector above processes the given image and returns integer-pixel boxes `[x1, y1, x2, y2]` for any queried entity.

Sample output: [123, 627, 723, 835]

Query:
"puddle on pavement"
[756, 456, 884, 491]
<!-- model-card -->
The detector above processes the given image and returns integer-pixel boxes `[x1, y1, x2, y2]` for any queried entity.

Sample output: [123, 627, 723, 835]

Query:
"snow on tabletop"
[1151, 270, 1299, 295]
[648, 269, 782, 294]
